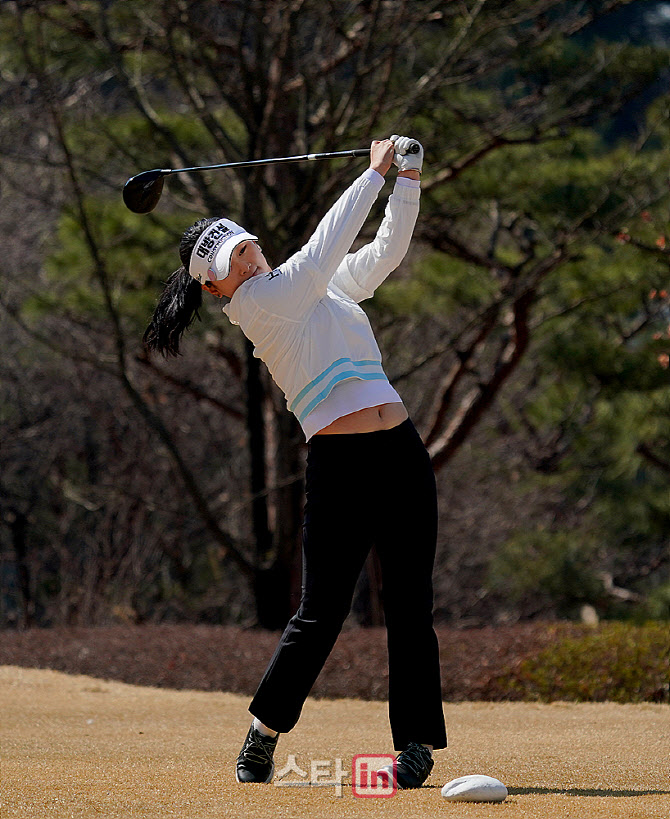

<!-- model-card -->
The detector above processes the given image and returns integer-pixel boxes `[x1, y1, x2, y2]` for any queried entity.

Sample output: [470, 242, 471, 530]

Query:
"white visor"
[189, 218, 258, 283]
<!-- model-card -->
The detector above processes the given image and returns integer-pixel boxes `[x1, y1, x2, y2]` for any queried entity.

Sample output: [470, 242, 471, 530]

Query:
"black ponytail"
[143, 217, 219, 357]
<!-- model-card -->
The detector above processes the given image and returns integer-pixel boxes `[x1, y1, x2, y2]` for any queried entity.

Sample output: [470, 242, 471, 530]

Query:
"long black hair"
[143, 217, 219, 357]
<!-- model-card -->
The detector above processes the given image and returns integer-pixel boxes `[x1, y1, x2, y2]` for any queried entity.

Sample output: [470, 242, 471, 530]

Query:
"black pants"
[249, 418, 447, 751]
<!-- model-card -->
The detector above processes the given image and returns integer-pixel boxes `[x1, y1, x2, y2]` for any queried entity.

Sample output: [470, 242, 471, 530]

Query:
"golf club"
[122, 144, 420, 213]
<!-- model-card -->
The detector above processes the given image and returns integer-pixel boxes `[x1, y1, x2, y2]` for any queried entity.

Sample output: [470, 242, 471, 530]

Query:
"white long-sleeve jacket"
[223, 168, 420, 431]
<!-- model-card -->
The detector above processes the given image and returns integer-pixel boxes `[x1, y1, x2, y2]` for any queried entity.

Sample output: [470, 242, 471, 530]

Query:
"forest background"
[1, 0, 670, 633]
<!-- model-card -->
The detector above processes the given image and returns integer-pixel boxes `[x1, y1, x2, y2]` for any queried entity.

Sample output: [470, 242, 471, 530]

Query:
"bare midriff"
[313, 402, 409, 435]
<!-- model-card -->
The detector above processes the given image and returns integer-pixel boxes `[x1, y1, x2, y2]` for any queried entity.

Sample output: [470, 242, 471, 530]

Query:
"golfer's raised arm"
[300, 139, 395, 282]
[331, 137, 424, 302]
[331, 179, 420, 303]
[244, 140, 394, 319]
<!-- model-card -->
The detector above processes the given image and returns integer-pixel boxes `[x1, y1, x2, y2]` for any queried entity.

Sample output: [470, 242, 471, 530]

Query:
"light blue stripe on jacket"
[289, 358, 385, 422]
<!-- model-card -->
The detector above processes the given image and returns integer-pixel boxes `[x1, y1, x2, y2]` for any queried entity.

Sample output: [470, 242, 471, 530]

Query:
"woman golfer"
[144, 136, 447, 789]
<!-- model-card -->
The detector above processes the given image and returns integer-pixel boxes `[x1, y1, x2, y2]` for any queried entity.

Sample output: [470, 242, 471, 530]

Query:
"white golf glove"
[390, 135, 424, 173]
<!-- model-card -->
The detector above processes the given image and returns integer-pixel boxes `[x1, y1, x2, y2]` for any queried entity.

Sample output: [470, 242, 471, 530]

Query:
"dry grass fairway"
[2, 665, 669, 819]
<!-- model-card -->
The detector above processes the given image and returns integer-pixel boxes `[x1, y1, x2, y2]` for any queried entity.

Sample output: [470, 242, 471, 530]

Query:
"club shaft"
[165, 149, 371, 176]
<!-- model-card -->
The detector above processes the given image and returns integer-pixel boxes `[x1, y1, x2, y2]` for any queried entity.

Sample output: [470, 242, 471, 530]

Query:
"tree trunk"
[10, 511, 32, 629]
[353, 550, 385, 627]
[255, 405, 304, 630]
[245, 340, 276, 628]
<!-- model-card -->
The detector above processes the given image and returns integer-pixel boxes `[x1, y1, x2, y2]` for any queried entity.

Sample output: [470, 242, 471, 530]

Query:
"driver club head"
[122, 169, 169, 213]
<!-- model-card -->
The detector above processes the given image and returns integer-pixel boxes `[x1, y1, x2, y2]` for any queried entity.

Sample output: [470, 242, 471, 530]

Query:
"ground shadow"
[507, 787, 670, 797]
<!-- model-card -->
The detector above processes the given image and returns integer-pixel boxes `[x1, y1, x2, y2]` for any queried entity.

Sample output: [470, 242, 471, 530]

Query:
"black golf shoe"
[378, 742, 434, 789]
[235, 723, 280, 783]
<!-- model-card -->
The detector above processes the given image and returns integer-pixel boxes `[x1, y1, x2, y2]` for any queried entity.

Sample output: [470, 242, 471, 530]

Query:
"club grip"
[406, 142, 420, 154]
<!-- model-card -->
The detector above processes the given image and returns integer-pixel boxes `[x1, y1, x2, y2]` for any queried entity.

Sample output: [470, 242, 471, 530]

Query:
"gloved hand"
[390, 135, 424, 173]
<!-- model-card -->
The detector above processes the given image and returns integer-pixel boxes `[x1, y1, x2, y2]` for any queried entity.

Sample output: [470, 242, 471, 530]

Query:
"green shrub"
[492, 622, 670, 703]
